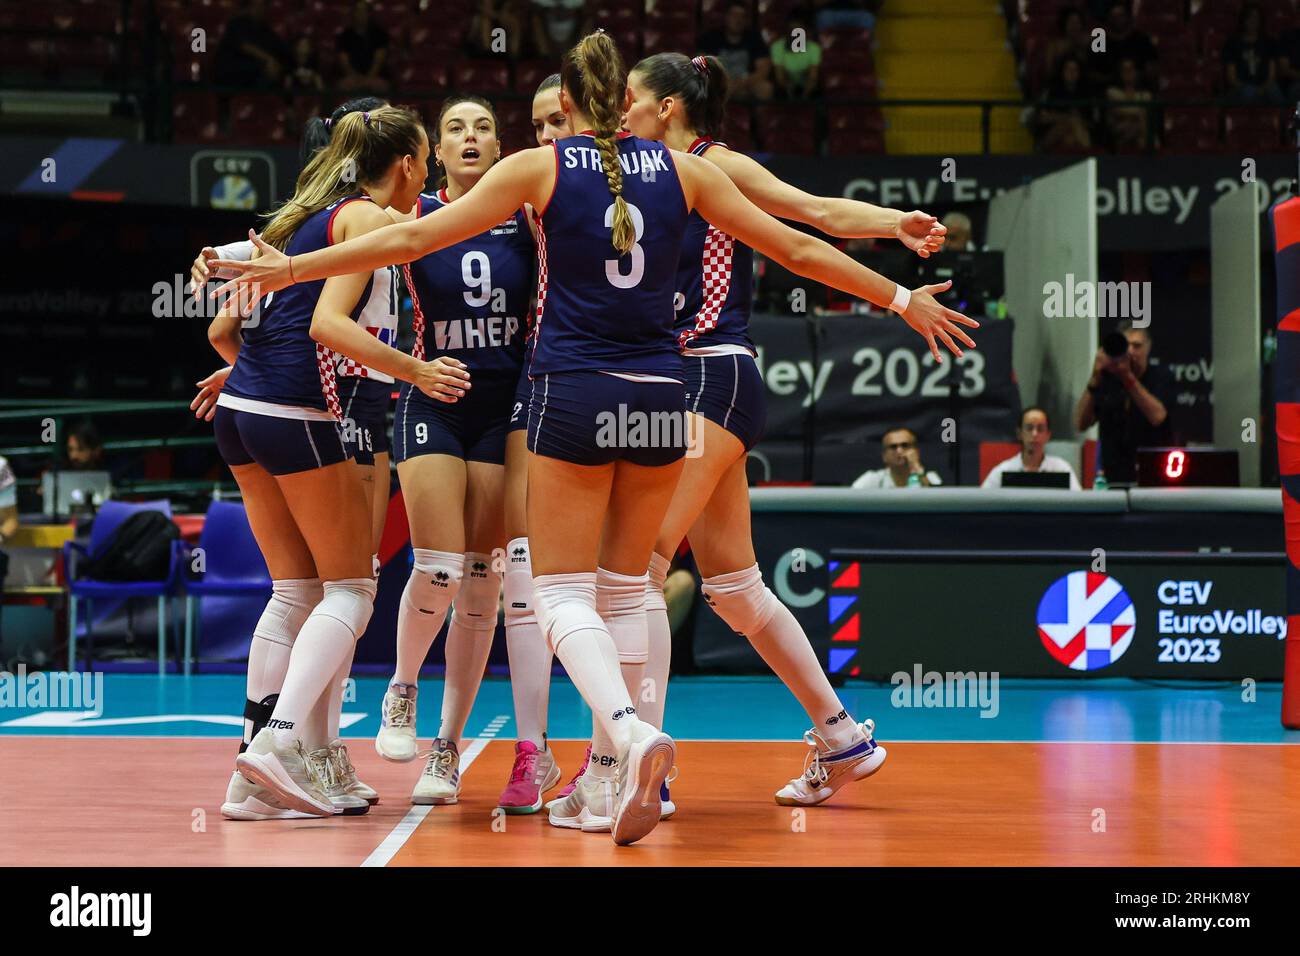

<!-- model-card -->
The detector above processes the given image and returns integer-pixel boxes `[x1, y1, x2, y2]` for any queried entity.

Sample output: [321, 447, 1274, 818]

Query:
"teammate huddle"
[193, 30, 976, 846]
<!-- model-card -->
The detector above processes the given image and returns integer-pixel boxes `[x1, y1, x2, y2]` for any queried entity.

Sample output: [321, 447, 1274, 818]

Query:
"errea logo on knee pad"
[433, 571, 450, 585]
[511, 547, 527, 561]
[470, 561, 489, 576]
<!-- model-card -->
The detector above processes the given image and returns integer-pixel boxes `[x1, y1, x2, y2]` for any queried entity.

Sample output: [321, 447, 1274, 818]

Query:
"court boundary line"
[359, 714, 510, 868]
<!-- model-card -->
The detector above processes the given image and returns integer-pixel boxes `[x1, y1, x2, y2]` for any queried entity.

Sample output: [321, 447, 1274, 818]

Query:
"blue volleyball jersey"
[529, 133, 689, 379]
[673, 139, 755, 352]
[224, 195, 396, 417]
[403, 189, 535, 380]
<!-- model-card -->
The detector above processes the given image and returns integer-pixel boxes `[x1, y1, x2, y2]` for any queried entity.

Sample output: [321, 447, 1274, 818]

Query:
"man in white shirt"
[981, 407, 1081, 490]
[852, 426, 943, 489]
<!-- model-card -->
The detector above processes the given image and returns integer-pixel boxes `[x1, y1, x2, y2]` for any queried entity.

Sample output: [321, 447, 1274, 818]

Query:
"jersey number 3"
[604, 202, 645, 289]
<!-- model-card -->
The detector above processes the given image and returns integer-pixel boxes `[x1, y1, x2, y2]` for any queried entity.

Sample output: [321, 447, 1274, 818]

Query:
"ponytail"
[631, 52, 730, 140]
[298, 95, 389, 172]
[563, 30, 635, 256]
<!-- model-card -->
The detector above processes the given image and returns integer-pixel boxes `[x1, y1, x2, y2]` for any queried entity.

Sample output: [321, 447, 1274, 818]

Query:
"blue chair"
[181, 500, 271, 675]
[63, 499, 182, 675]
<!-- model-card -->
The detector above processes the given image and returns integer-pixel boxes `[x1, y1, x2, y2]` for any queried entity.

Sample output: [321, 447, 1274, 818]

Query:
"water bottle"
[907, 472, 922, 488]
[1094, 471, 1109, 491]
[1264, 329, 1277, 365]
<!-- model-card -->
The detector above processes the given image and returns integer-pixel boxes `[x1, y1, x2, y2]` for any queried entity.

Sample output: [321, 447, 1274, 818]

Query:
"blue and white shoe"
[774, 719, 887, 806]
[376, 681, 419, 763]
[411, 737, 461, 805]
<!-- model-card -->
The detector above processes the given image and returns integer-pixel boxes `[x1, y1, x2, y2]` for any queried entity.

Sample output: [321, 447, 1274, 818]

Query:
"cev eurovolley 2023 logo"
[1036, 571, 1136, 671]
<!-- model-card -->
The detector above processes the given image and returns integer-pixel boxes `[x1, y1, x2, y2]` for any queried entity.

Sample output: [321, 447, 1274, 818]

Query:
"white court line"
[360, 715, 511, 868]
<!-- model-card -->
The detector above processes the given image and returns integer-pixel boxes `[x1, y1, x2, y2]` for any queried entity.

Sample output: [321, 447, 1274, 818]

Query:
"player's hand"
[210, 231, 292, 299]
[899, 281, 979, 361]
[189, 247, 220, 297]
[191, 366, 232, 421]
[896, 211, 947, 259]
[415, 357, 471, 403]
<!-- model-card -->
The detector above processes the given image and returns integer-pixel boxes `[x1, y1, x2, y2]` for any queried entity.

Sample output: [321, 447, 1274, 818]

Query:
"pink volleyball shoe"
[497, 740, 561, 815]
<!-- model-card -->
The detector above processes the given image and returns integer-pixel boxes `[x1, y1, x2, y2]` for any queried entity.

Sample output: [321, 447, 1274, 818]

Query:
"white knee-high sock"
[269, 579, 376, 748]
[326, 642, 354, 742]
[597, 566, 649, 718]
[394, 549, 464, 686]
[703, 564, 858, 749]
[504, 537, 551, 747]
[641, 552, 672, 731]
[533, 572, 636, 754]
[438, 552, 501, 745]
[243, 578, 321, 750]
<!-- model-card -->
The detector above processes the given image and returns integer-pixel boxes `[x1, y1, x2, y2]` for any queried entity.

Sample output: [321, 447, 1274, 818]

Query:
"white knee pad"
[532, 572, 602, 655]
[312, 578, 378, 639]
[645, 552, 670, 614]
[597, 567, 648, 664]
[403, 548, 464, 616]
[252, 578, 323, 648]
[700, 564, 781, 637]
[503, 537, 537, 628]
[453, 551, 502, 635]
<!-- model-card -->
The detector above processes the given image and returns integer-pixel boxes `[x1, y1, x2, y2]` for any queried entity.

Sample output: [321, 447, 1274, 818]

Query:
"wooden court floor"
[2, 737, 1298, 866]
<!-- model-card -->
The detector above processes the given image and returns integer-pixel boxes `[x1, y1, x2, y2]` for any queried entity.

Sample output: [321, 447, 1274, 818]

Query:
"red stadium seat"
[449, 60, 511, 94]
[230, 94, 293, 146]
[757, 102, 817, 154]
[720, 103, 754, 151]
[818, 27, 873, 54]
[643, 27, 698, 57]
[827, 127, 885, 154]
[172, 92, 222, 143]
[515, 60, 557, 97]
[392, 56, 448, 94]
[822, 69, 878, 98]
[1161, 106, 1221, 152]
[1225, 107, 1285, 153]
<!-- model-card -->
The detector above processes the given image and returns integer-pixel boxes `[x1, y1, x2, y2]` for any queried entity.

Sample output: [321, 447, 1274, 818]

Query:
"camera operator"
[1074, 319, 1173, 484]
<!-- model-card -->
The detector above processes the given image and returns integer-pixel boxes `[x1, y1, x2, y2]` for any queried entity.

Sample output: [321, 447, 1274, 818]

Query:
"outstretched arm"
[705, 146, 945, 255]
[210, 147, 553, 297]
[678, 151, 977, 360]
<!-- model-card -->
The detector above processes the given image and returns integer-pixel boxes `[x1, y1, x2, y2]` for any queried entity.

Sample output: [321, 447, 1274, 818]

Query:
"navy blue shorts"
[214, 405, 351, 476]
[683, 352, 767, 452]
[336, 375, 392, 466]
[392, 376, 515, 466]
[527, 370, 688, 466]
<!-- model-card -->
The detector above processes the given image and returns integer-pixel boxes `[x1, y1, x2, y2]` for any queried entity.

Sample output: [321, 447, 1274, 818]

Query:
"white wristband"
[888, 283, 911, 314]
[210, 240, 255, 279]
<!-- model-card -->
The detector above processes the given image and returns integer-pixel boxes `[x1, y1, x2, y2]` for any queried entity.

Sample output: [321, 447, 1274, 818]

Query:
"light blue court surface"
[1, 674, 1298, 743]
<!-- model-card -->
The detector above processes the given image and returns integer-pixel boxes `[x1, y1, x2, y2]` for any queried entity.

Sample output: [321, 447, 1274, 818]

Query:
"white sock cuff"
[596, 567, 648, 611]
[253, 578, 323, 647]
[412, 548, 466, 575]
[533, 572, 600, 652]
[700, 563, 778, 635]
[701, 563, 763, 592]
[647, 552, 671, 590]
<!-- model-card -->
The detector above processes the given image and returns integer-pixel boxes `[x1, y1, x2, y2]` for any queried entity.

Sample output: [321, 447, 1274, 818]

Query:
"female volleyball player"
[208, 106, 473, 819]
[370, 93, 545, 809]
[622, 52, 958, 807]
[193, 97, 399, 816]
[209, 32, 976, 844]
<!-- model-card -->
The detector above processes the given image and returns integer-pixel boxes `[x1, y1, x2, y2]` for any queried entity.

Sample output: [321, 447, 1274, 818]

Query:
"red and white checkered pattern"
[678, 225, 733, 348]
[315, 342, 343, 421]
[530, 210, 549, 370]
[402, 262, 427, 362]
[335, 354, 369, 379]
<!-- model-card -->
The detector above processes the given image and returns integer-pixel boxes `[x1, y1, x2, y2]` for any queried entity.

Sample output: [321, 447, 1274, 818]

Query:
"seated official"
[981, 406, 1081, 490]
[852, 426, 943, 489]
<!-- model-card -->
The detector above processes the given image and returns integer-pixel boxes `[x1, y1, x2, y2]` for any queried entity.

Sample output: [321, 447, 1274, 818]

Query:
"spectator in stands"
[981, 407, 1081, 489]
[1090, 2, 1157, 92]
[851, 427, 943, 489]
[1105, 56, 1152, 150]
[63, 420, 105, 472]
[941, 211, 976, 252]
[214, 0, 289, 88]
[770, 7, 822, 98]
[1223, 3, 1282, 106]
[286, 37, 324, 92]
[337, 1, 390, 94]
[1034, 54, 1095, 152]
[811, 0, 878, 35]
[1044, 7, 1092, 78]
[1074, 319, 1174, 485]
[699, 1, 775, 100]
[0, 454, 15, 640]
[529, 0, 589, 59]
[468, 0, 527, 59]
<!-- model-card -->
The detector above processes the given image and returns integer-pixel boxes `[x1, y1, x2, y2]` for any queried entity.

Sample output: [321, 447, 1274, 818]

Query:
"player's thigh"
[369, 452, 391, 554]
[686, 452, 756, 578]
[396, 453, 467, 553]
[464, 459, 507, 555]
[503, 429, 529, 541]
[526, 453, 614, 575]
[229, 462, 317, 580]
[599, 456, 685, 576]
[275, 460, 372, 580]
[654, 412, 745, 559]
